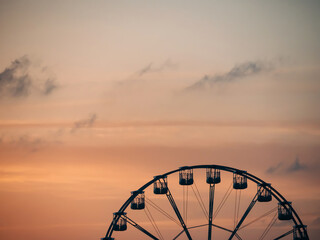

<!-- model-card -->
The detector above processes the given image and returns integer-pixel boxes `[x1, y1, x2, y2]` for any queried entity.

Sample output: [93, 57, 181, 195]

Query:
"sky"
[0, 0, 320, 239]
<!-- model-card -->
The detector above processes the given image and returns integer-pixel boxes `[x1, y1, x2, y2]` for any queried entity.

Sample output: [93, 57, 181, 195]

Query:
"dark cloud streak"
[266, 157, 307, 174]
[138, 63, 153, 76]
[6, 134, 47, 152]
[185, 60, 274, 91]
[266, 162, 283, 174]
[286, 157, 307, 172]
[137, 59, 178, 77]
[71, 114, 97, 133]
[0, 55, 58, 98]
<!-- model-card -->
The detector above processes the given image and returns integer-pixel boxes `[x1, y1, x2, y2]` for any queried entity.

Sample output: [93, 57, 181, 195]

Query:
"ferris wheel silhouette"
[101, 164, 308, 240]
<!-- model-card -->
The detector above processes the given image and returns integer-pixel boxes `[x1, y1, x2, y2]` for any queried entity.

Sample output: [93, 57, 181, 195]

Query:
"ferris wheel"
[101, 164, 309, 240]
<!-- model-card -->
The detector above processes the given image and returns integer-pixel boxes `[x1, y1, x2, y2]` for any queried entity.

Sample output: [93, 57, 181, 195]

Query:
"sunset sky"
[0, 1, 320, 239]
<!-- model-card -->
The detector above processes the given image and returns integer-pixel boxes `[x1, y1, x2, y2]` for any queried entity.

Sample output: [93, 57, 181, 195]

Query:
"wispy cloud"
[266, 157, 308, 174]
[286, 157, 307, 172]
[138, 63, 153, 76]
[43, 78, 57, 95]
[71, 114, 97, 133]
[1, 134, 48, 152]
[266, 162, 283, 174]
[114, 59, 178, 92]
[185, 60, 274, 91]
[0, 114, 98, 151]
[137, 59, 178, 77]
[0, 55, 58, 98]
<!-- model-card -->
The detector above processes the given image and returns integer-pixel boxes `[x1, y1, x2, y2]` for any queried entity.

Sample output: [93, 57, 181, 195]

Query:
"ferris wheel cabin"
[257, 183, 272, 202]
[233, 171, 248, 189]
[278, 202, 293, 220]
[154, 176, 168, 194]
[130, 191, 145, 210]
[112, 212, 127, 231]
[293, 225, 308, 240]
[179, 167, 193, 185]
[206, 168, 221, 184]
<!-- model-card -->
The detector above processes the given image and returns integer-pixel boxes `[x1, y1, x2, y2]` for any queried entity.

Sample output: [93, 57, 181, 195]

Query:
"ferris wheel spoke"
[145, 198, 180, 226]
[259, 212, 277, 240]
[239, 206, 278, 230]
[172, 223, 242, 240]
[190, 185, 208, 219]
[144, 204, 164, 240]
[165, 187, 193, 240]
[124, 215, 159, 240]
[213, 181, 233, 220]
[273, 229, 294, 239]
[211, 224, 242, 240]
[208, 183, 215, 240]
[228, 189, 261, 240]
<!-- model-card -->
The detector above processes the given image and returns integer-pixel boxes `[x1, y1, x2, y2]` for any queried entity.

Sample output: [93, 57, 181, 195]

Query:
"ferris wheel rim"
[104, 164, 309, 239]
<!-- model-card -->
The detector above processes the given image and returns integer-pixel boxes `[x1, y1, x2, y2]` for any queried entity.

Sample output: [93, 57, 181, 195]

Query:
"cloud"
[286, 157, 307, 173]
[43, 78, 57, 95]
[71, 114, 97, 133]
[138, 63, 153, 76]
[266, 157, 307, 174]
[0, 114, 98, 150]
[5, 134, 47, 152]
[113, 59, 178, 92]
[137, 59, 178, 77]
[185, 60, 274, 91]
[266, 162, 283, 174]
[0, 55, 58, 98]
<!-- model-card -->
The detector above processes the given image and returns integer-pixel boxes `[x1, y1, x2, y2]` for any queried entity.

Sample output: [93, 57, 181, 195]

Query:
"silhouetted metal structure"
[206, 168, 220, 239]
[153, 176, 168, 194]
[112, 212, 127, 231]
[233, 171, 247, 189]
[130, 191, 145, 210]
[179, 167, 193, 185]
[278, 202, 293, 220]
[257, 183, 272, 202]
[293, 225, 308, 240]
[206, 168, 220, 184]
[101, 164, 309, 240]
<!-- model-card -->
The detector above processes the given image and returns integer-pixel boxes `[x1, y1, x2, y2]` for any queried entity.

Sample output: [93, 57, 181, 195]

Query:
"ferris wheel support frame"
[102, 164, 309, 240]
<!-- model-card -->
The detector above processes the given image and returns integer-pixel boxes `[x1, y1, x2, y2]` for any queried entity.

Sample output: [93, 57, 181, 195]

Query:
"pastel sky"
[0, 1, 319, 239]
